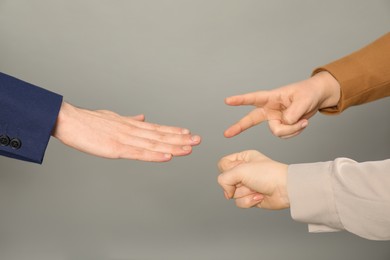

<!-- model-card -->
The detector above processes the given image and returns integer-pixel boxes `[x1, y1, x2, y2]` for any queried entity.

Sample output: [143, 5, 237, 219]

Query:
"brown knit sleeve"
[312, 32, 390, 114]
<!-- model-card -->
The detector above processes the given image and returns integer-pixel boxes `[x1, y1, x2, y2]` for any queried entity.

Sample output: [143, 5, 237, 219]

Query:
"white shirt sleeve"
[287, 158, 390, 240]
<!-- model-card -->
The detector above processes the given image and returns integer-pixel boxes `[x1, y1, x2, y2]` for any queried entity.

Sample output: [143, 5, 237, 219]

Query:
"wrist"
[279, 163, 290, 208]
[51, 101, 75, 140]
[312, 71, 341, 109]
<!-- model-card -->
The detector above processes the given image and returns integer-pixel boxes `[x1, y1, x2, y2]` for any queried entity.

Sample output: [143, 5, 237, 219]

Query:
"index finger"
[224, 108, 267, 138]
[126, 118, 192, 135]
[217, 171, 240, 199]
[217, 163, 255, 199]
[225, 91, 269, 106]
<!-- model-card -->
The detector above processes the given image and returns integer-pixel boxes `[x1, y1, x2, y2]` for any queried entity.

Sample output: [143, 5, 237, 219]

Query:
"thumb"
[218, 150, 262, 172]
[218, 158, 243, 173]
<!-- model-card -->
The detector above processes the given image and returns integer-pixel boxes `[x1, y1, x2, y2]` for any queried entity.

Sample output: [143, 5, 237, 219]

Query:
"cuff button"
[10, 138, 22, 150]
[0, 135, 10, 146]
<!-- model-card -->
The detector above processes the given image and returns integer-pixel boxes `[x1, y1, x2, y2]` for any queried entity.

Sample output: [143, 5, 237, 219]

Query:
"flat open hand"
[52, 102, 201, 162]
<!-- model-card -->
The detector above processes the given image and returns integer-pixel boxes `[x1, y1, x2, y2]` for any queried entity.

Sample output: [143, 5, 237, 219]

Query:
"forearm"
[288, 158, 390, 240]
[313, 32, 390, 114]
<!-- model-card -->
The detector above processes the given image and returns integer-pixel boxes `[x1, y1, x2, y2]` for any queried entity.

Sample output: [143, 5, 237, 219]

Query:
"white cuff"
[287, 162, 344, 231]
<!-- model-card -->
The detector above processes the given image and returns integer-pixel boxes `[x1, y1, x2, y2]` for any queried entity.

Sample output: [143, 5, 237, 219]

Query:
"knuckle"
[270, 127, 284, 137]
[147, 140, 159, 150]
[157, 133, 168, 142]
[217, 174, 225, 185]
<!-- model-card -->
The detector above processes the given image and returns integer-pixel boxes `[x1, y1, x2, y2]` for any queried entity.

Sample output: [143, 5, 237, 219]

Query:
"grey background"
[0, 0, 389, 259]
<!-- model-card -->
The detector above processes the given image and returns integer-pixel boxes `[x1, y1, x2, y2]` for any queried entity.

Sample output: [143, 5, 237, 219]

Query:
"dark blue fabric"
[0, 72, 63, 164]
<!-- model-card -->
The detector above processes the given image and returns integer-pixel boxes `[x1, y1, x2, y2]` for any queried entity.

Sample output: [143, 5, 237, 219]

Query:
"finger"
[217, 176, 238, 199]
[96, 110, 190, 135]
[280, 128, 305, 139]
[217, 164, 252, 198]
[128, 126, 201, 146]
[218, 159, 243, 173]
[268, 119, 308, 138]
[234, 194, 264, 208]
[233, 185, 258, 199]
[119, 134, 193, 157]
[117, 145, 173, 162]
[254, 200, 273, 210]
[224, 108, 267, 138]
[225, 91, 268, 106]
[282, 99, 312, 125]
[218, 150, 261, 172]
[93, 110, 192, 135]
[128, 119, 192, 135]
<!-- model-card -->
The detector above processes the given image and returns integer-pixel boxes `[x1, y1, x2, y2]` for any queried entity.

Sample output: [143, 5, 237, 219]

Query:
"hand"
[52, 102, 201, 162]
[224, 71, 340, 138]
[217, 150, 289, 210]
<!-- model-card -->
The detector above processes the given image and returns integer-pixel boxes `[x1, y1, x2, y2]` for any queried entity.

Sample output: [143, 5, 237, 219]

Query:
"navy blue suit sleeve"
[0, 72, 63, 164]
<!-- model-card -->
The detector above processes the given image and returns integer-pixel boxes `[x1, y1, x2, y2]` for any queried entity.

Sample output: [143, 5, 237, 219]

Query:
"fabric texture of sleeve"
[313, 32, 390, 114]
[288, 158, 390, 240]
[0, 72, 63, 164]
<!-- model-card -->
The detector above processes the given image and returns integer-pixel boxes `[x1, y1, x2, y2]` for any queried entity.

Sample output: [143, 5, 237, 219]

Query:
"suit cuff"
[0, 72, 63, 164]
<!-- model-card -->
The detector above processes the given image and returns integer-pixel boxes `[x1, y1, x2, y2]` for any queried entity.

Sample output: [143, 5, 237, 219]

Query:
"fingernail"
[191, 135, 201, 143]
[164, 153, 172, 159]
[182, 128, 190, 134]
[224, 191, 230, 200]
[301, 121, 308, 128]
[182, 145, 192, 151]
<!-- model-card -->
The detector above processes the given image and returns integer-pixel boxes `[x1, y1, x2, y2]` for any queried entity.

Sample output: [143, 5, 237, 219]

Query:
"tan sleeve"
[288, 158, 390, 240]
[313, 32, 390, 114]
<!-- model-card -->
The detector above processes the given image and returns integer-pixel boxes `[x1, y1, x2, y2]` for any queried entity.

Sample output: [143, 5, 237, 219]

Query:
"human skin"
[219, 71, 341, 207]
[224, 71, 341, 139]
[52, 101, 201, 162]
[218, 150, 289, 210]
